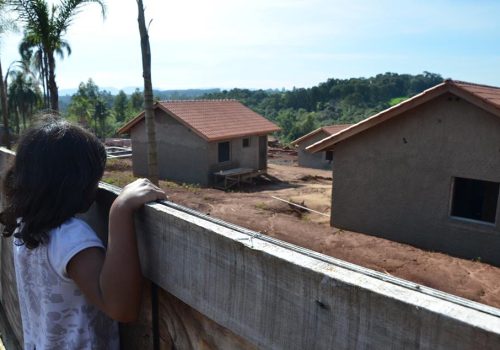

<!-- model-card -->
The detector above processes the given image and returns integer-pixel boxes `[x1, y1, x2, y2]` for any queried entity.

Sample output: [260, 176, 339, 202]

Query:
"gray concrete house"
[118, 100, 280, 186]
[291, 124, 352, 169]
[307, 80, 500, 266]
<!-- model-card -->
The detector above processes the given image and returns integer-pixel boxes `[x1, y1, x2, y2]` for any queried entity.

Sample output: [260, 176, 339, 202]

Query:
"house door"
[258, 135, 267, 170]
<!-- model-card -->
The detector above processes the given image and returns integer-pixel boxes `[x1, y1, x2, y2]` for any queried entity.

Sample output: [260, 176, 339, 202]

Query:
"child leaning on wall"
[0, 116, 166, 349]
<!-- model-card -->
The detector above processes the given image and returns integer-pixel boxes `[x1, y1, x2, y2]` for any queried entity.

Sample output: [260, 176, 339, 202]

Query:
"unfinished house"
[118, 100, 280, 186]
[292, 124, 352, 169]
[307, 80, 500, 266]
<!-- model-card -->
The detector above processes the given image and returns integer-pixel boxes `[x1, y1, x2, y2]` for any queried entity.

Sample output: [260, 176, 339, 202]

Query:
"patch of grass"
[388, 96, 408, 106]
[181, 182, 201, 192]
[105, 158, 132, 172]
[162, 180, 182, 189]
[255, 202, 268, 210]
[101, 172, 137, 188]
[300, 214, 310, 222]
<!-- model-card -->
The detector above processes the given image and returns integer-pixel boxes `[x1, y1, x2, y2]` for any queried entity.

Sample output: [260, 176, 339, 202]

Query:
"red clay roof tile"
[291, 124, 352, 145]
[118, 100, 280, 141]
[307, 79, 500, 153]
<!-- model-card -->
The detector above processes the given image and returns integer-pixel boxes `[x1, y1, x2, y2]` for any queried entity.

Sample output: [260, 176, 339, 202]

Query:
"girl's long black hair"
[0, 116, 107, 249]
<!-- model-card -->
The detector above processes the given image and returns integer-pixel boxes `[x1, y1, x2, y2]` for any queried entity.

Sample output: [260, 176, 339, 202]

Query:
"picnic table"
[213, 168, 260, 190]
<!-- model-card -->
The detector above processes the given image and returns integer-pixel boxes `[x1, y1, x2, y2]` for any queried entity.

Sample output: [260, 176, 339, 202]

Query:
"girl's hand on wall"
[69, 178, 167, 322]
[114, 178, 166, 213]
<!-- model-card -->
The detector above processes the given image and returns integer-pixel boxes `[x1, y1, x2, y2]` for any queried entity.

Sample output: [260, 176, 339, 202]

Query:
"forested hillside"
[55, 72, 442, 142]
[202, 72, 443, 143]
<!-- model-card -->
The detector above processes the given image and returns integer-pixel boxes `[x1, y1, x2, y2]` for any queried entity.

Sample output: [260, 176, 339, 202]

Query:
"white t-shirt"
[13, 218, 119, 350]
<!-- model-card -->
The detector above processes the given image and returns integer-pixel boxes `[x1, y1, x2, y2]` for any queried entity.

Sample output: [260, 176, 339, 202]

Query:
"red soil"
[104, 155, 500, 309]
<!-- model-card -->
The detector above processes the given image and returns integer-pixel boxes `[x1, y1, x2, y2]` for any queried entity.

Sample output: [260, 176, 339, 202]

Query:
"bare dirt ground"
[104, 152, 500, 309]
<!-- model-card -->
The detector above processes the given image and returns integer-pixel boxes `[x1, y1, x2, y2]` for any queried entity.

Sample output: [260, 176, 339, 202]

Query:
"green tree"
[129, 88, 144, 113]
[12, 0, 106, 111]
[92, 97, 108, 139]
[113, 90, 128, 123]
[8, 70, 41, 132]
[66, 78, 112, 137]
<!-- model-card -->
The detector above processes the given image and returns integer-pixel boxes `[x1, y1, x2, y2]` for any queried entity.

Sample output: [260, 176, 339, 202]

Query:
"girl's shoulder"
[50, 217, 102, 247]
[55, 217, 93, 233]
[49, 217, 105, 281]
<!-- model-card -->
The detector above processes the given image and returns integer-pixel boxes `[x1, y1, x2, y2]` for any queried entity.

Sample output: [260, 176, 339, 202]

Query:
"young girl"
[1, 116, 166, 349]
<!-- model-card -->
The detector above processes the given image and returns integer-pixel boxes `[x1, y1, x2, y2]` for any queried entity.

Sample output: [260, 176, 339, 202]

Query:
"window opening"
[325, 151, 333, 161]
[218, 142, 230, 163]
[243, 138, 250, 148]
[451, 177, 499, 223]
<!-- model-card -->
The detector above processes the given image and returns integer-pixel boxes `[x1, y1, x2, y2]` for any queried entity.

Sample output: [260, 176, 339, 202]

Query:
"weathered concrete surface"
[0, 150, 22, 349]
[0, 301, 21, 350]
[79, 183, 258, 350]
[131, 188, 500, 349]
[331, 93, 500, 266]
[1, 147, 500, 349]
[297, 130, 333, 169]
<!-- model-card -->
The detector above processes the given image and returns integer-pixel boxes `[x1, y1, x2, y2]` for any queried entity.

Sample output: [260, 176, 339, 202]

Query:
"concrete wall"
[131, 110, 267, 186]
[297, 131, 333, 169]
[207, 135, 263, 174]
[2, 147, 500, 349]
[131, 110, 211, 185]
[332, 93, 500, 266]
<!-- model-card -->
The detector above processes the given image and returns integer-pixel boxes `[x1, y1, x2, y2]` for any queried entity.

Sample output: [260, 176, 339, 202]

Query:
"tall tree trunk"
[0, 59, 11, 149]
[47, 52, 58, 112]
[15, 107, 20, 134]
[137, 0, 159, 185]
[39, 49, 50, 109]
[21, 105, 26, 131]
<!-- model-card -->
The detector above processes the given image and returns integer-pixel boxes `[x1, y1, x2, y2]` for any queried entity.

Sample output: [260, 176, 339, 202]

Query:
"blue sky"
[2, 0, 500, 91]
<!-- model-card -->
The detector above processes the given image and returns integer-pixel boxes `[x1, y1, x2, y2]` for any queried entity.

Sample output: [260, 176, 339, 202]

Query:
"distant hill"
[59, 87, 222, 113]
[60, 87, 221, 98]
[58, 72, 443, 143]
[200, 71, 444, 143]
[154, 88, 221, 100]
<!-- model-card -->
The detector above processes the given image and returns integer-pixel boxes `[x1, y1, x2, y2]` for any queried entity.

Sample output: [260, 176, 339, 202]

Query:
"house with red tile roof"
[307, 79, 500, 266]
[118, 100, 280, 186]
[291, 124, 352, 169]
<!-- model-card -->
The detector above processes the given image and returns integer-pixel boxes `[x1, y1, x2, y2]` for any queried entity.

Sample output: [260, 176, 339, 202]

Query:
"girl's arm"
[67, 178, 166, 322]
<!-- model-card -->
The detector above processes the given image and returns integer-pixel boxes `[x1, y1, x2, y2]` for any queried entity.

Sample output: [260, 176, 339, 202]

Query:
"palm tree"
[18, 31, 57, 109]
[11, 0, 106, 111]
[8, 70, 41, 132]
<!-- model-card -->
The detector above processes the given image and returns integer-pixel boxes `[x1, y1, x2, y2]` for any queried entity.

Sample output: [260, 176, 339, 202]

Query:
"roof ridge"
[446, 79, 500, 90]
[160, 99, 238, 103]
[322, 123, 353, 127]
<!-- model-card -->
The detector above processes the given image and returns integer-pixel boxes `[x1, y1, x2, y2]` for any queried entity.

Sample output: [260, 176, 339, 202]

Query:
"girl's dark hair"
[0, 116, 107, 249]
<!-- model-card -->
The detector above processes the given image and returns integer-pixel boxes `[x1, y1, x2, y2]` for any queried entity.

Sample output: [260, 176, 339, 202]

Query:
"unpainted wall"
[207, 135, 263, 175]
[297, 131, 333, 169]
[131, 111, 268, 186]
[131, 110, 211, 185]
[332, 93, 500, 266]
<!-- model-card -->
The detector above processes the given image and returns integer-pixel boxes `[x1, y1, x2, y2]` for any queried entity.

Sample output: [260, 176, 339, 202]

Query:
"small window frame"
[218, 141, 231, 163]
[242, 138, 250, 148]
[325, 150, 333, 162]
[449, 176, 500, 225]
